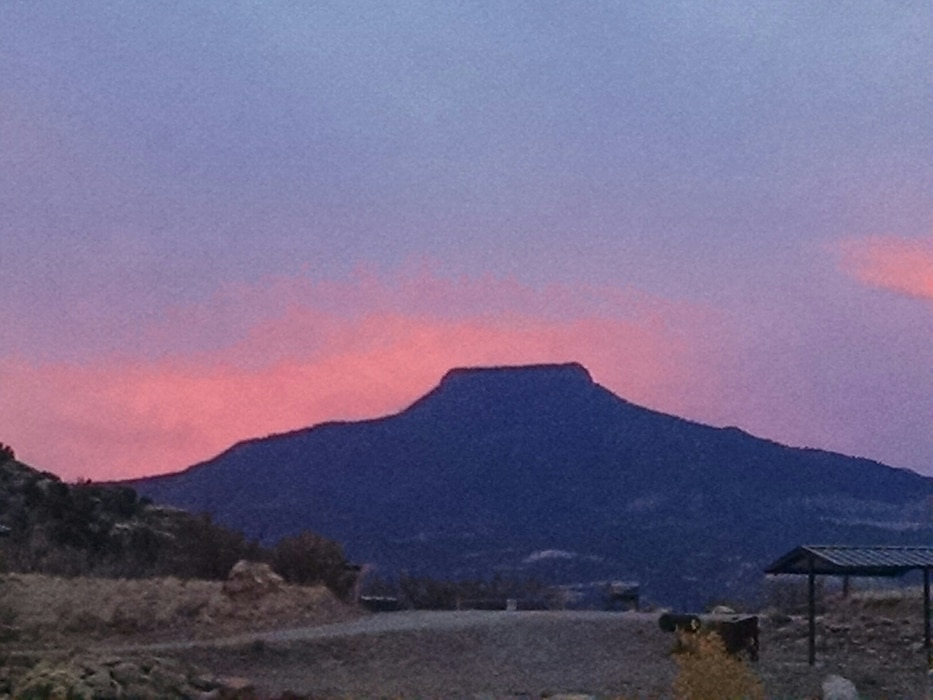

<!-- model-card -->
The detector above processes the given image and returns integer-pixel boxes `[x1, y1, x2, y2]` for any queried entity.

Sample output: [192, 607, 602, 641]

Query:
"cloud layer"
[0, 270, 722, 480]
[837, 235, 933, 302]
[2, 3, 930, 482]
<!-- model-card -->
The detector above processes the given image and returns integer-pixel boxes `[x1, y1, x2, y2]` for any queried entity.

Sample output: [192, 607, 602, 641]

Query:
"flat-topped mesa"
[439, 362, 594, 389]
[401, 362, 598, 421]
[401, 362, 600, 421]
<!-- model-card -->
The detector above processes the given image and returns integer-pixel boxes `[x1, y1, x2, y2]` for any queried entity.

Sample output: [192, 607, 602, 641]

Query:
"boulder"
[222, 560, 284, 599]
[822, 674, 858, 700]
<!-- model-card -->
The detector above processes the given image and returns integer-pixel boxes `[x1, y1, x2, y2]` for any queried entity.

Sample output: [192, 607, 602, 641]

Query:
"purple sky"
[1, 2, 931, 481]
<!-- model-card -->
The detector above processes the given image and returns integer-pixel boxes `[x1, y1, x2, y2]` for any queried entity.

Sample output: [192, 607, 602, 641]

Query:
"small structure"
[344, 563, 365, 603]
[764, 544, 933, 665]
[606, 581, 640, 611]
[659, 612, 760, 661]
[359, 595, 401, 612]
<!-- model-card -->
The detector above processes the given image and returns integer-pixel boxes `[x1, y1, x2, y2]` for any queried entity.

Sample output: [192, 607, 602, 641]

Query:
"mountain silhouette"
[129, 363, 932, 607]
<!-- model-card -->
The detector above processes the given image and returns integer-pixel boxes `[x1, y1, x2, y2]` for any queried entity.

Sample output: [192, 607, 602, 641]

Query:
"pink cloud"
[836, 235, 933, 302]
[0, 271, 723, 481]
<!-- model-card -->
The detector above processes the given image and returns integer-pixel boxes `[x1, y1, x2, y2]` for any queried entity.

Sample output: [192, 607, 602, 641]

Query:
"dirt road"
[144, 610, 678, 698]
[99, 608, 930, 699]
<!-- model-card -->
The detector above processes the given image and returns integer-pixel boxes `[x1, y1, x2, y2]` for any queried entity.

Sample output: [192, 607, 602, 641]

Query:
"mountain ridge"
[128, 363, 932, 607]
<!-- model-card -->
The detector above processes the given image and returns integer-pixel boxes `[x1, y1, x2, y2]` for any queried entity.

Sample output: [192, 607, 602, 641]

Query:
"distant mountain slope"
[128, 363, 932, 607]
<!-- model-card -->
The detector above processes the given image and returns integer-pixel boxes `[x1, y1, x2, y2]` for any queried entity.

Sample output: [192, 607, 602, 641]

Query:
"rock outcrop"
[222, 560, 284, 599]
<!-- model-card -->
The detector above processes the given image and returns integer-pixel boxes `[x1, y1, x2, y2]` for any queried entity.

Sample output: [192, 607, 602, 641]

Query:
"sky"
[1, 1, 931, 482]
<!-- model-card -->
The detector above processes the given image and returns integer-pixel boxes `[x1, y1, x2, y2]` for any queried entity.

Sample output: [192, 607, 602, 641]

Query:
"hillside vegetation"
[0, 450, 355, 598]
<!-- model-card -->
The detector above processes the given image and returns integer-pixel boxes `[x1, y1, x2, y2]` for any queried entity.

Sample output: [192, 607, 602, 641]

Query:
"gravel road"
[148, 610, 677, 698]
[94, 608, 931, 699]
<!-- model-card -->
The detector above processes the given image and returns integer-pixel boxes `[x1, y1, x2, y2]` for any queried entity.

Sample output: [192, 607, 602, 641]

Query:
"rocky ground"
[0, 650, 257, 699]
[0, 574, 928, 699]
[0, 566, 359, 698]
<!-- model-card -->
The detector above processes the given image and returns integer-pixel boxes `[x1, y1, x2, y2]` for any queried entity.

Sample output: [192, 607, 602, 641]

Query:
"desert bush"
[72, 482, 141, 519]
[160, 512, 264, 580]
[271, 531, 354, 598]
[672, 629, 765, 700]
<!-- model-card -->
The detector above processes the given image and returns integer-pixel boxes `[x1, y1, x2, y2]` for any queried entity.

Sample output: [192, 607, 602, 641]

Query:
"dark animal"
[712, 615, 759, 662]
[659, 613, 759, 662]
[659, 612, 702, 633]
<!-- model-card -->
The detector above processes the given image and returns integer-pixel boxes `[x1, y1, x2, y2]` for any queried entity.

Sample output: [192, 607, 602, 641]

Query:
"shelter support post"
[808, 560, 816, 666]
[924, 567, 930, 661]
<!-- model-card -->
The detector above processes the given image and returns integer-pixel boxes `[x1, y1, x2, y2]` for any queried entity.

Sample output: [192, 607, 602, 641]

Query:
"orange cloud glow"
[0, 271, 724, 481]
[836, 235, 933, 302]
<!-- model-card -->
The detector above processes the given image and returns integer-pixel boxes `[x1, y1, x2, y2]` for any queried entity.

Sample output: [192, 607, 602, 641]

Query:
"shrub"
[164, 512, 263, 580]
[672, 629, 765, 700]
[271, 531, 354, 599]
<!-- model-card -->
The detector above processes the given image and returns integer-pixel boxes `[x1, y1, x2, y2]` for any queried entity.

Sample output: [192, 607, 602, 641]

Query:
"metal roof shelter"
[764, 545, 933, 665]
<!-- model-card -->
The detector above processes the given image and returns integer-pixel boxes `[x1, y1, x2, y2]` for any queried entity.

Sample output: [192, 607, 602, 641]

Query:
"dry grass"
[672, 630, 765, 700]
[826, 585, 925, 621]
[0, 573, 360, 645]
[846, 584, 922, 606]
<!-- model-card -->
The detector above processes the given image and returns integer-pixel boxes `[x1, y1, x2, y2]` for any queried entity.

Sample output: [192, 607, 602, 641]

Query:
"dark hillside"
[0, 450, 352, 596]
[129, 363, 933, 608]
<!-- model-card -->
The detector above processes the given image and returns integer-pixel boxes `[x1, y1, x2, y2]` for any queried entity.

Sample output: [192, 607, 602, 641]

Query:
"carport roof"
[764, 545, 933, 577]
